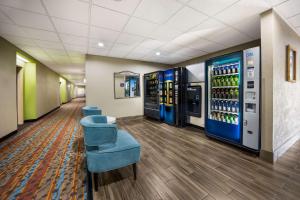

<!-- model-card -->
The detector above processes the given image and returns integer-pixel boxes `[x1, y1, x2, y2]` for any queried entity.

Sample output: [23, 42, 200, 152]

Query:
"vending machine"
[163, 69, 175, 124]
[205, 47, 260, 151]
[144, 71, 164, 120]
[163, 67, 187, 126]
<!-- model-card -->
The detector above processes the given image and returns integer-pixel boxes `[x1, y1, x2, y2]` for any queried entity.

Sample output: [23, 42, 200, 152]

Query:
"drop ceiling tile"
[2, 35, 35, 46]
[233, 15, 261, 39]
[215, 0, 270, 25]
[205, 27, 252, 47]
[126, 51, 147, 60]
[166, 6, 208, 32]
[124, 17, 157, 37]
[88, 38, 114, 49]
[43, 0, 89, 24]
[0, 0, 46, 14]
[138, 39, 164, 49]
[64, 44, 87, 53]
[116, 33, 144, 45]
[108, 49, 128, 58]
[134, 0, 183, 24]
[91, 5, 129, 31]
[34, 40, 65, 50]
[288, 14, 300, 27]
[88, 47, 109, 56]
[188, 0, 238, 16]
[0, 10, 12, 23]
[190, 18, 226, 37]
[22, 27, 60, 42]
[92, 0, 141, 15]
[111, 43, 137, 52]
[150, 25, 182, 41]
[275, 0, 300, 18]
[1, 7, 54, 31]
[89, 26, 120, 42]
[60, 33, 88, 46]
[130, 45, 153, 55]
[43, 48, 68, 56]
[159, 42, 182, 53]
[71, 56, 85, 64]
[189, 38, 225, 53]
[0, 22, 28, 37]
[52, 18, 88, 37]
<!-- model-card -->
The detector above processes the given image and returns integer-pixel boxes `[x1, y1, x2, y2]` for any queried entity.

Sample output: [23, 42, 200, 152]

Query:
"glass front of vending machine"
[205, 52, 243, 145]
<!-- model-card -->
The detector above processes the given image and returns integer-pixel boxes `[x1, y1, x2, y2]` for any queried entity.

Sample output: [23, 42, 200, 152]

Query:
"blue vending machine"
[163, 69, 175, 125]
[205, 47, 261, 151]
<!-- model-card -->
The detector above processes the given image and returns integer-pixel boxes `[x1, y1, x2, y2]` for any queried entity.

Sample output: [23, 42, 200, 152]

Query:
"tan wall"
[0, 36, 62, 138]
[36, 64, 60, 118]
[261, 10, 300, 161]
[260, 10, 274, 154]
[0, 37, 18, 138]
[85, 55, 166, 118]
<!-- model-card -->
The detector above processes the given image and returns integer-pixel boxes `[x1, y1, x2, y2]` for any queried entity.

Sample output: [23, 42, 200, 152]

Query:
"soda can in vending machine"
[223, 65, 227, 74]
[227, 101, 231, 112]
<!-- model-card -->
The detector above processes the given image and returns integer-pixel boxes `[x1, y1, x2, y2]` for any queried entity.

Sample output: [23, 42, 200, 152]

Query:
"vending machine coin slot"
[245, 103, 256, 113]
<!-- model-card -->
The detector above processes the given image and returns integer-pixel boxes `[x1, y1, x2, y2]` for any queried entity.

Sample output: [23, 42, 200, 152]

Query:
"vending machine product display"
[144, 71, 164, 120]
[205, 47, 261, 151]
[163, 69, 175, 125]
[144, 68, 187, 127]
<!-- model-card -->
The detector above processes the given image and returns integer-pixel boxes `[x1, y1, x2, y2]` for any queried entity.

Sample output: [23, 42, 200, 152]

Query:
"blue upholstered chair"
[82, 106, 102, 116]
[80, 115, 141, 191]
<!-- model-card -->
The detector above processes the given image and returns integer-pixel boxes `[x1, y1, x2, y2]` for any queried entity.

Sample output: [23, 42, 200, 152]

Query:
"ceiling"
[0, 0, 299, 85]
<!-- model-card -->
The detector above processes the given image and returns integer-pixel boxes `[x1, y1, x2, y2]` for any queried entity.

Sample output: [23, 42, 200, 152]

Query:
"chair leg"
[94, 173, 98, 191]
[133, 163, 137, 180]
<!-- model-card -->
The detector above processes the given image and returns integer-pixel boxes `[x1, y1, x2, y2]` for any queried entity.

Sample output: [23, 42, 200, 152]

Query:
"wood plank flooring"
[93, 116, 300, 200]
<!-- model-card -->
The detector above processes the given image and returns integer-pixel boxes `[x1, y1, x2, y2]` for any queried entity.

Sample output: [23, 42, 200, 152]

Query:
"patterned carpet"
[0, 99, 86, 200]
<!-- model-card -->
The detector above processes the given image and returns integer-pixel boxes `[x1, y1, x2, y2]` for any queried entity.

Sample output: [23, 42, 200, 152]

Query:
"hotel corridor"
[0, 99, 86, 199]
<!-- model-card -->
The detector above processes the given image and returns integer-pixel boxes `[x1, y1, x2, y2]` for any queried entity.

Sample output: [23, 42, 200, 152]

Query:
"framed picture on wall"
[286, 45, 297, 82]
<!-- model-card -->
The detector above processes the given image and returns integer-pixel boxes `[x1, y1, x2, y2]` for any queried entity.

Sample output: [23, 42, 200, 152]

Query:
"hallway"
[1, 99, 300, 200]
[0, 99, 86, 199]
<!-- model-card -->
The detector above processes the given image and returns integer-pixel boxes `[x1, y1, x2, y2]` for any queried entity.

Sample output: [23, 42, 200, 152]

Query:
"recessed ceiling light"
[98, 42, 104, 47]
[156, 52, 161, 56]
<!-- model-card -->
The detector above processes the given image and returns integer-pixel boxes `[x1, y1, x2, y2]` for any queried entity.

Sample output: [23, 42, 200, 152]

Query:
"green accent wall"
[60, 77, 67, 104]
[24, 62, 37, 120]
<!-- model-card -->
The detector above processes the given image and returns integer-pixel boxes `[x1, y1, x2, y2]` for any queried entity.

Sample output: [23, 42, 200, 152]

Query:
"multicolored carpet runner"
[0, 99, 86, 200]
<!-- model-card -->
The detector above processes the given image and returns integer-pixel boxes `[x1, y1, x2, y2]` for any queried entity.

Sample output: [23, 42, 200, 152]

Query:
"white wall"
[261, 10, 300, 162]
[85, 55, 166, 118]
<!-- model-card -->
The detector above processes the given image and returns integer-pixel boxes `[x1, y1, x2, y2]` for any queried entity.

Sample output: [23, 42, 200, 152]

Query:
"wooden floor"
[93, 117, 300, 200]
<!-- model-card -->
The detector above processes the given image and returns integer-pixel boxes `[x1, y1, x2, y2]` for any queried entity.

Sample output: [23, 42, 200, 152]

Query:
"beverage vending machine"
[163, 67, 187, 126]
[205, 47, 260, 151]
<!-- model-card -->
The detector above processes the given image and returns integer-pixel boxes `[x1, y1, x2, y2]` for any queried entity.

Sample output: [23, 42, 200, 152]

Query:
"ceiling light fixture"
[98, 42, 104, 47]
[155, 52, 161, 56]
[83, 78, 87, 83]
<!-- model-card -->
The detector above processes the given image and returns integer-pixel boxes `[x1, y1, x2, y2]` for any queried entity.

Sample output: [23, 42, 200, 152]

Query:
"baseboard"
[0, 129, 18, 143]
[260, 133, 300, 163]
[273, 133, 300, 161]
[259, 150, 274, 163]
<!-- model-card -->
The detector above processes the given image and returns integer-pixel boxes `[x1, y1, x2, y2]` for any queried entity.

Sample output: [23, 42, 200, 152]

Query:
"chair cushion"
[86, 130, 141, 173]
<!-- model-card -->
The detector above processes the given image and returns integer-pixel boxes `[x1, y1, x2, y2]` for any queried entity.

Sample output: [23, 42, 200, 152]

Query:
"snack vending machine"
[205, 47, 260, 151]
[144, 71, 164, 120]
